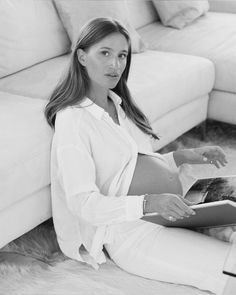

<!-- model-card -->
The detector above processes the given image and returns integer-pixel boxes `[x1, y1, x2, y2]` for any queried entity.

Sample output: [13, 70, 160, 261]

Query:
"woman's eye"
[119, 53, 127, 60]
[101, 51, 109, 57]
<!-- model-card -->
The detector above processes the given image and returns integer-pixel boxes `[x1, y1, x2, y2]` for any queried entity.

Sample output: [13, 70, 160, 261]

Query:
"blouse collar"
[79, 90, 122, 120]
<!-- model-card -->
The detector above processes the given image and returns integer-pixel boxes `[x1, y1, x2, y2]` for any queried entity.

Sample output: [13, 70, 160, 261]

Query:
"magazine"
[142, 175, 236, 228]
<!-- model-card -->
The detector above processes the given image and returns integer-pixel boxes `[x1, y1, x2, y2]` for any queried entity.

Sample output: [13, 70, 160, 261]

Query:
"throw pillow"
[152, 0, 209, 29]
[53, 0, 146, 53]
[0, 0, 71, 78]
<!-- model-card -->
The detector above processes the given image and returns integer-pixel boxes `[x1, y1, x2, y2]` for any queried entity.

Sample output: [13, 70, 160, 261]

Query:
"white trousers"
[105, 164, 233, 294]
[105, 220, 230, 295]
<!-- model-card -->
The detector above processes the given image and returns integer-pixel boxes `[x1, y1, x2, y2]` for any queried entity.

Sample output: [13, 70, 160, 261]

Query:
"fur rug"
[1, 120, 236, 295]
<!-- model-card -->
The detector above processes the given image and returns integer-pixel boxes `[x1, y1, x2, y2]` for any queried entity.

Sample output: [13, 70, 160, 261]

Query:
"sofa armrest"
[209, 0, 236, 14]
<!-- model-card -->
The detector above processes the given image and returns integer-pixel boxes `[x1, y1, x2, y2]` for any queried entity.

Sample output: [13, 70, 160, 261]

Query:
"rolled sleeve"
[126, 195, 145, 220]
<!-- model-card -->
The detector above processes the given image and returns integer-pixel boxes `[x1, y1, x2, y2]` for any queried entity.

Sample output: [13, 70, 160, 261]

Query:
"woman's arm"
[172, 146, 228, 168]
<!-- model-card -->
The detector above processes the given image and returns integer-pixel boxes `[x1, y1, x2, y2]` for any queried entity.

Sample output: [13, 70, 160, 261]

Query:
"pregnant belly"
[128, 153, 183, 195]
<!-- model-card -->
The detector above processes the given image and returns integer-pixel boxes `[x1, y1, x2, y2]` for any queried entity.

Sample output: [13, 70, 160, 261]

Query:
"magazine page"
[184, 175, 236, 205]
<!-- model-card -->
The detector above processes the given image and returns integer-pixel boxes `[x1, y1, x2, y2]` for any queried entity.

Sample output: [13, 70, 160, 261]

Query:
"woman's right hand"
[144, 193, 196, 222]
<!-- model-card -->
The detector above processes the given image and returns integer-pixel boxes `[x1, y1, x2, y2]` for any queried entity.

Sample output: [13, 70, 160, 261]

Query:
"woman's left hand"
[174, 146, 228, 168]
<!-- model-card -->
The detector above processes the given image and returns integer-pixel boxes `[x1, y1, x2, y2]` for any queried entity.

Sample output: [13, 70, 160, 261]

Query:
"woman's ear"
[77, 49, 87, 66]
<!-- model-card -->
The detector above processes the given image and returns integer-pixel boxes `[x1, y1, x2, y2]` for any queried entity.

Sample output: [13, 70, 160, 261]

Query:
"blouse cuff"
[163, 152, 179, 173]
[125, 195, 145, 220]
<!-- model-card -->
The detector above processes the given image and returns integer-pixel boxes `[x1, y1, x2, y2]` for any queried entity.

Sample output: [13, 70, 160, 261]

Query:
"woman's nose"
[110, 57, 120, 69]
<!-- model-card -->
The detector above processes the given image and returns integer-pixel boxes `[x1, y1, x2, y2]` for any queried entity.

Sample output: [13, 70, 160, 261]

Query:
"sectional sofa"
[0, 0, 236, 260]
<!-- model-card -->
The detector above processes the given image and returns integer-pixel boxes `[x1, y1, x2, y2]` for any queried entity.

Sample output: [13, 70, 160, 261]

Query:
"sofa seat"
[0, 92, 53, 212]
[138, 12, 236, 94]
[129, 50, 214, 124]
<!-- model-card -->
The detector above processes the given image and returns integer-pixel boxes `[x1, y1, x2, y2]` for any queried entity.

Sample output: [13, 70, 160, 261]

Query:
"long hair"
[44, 17, 158, 140]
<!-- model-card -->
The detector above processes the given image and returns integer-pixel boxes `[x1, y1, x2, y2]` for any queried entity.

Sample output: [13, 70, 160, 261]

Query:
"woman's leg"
[106, 221, 230, 295]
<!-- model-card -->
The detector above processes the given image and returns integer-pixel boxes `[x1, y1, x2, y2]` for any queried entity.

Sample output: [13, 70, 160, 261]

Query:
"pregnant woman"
[45, 17, 233, 294]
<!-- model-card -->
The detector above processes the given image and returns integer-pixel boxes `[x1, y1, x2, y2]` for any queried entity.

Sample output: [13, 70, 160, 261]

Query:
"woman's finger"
[202, 146, 227, 162]
[162, 211, 180, 221]
[214, 148, 228, 163]
[163, 206, 192, 221]
[173, 196, 195, 216]
[211, 158, 226, 168]
[217, 158, 227, 167]
[203, 153, 227, 168]
[162, 213, 176, 222]
[171, 203, 191, 218]
[161, 201, 185, 221]
[211, 159, 220, 168]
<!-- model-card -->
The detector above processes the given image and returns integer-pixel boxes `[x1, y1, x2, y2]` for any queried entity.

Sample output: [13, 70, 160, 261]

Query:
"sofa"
[0, 0, 235, 263]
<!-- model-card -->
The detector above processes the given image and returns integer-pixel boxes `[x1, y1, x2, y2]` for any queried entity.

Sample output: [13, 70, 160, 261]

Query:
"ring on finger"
[168, 216, 175, 221]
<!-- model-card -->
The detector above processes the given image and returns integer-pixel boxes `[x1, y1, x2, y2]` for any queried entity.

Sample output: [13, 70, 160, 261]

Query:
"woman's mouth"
[105, 73, 120, 79]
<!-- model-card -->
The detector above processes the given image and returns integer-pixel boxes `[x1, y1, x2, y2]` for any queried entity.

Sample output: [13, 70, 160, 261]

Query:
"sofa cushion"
[0, 55, 70, 100]
[138, 12, 236, 93]
[0, 0, 71, 78]
[126, 0, 158, 29]
[53, 0, 146, 53]
[152, 0, 209, 29]
[128, 50, 214, 123]
[0, 92, 53, 212]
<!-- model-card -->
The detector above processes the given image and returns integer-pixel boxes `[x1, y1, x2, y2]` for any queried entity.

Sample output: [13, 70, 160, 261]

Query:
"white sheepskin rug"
[0, 227, 210, 295]
[0, 250, 209, 295]
[1, 120, 236, 295]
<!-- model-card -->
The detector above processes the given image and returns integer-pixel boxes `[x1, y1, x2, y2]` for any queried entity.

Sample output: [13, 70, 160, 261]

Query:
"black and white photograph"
[1, 1, 236, 294]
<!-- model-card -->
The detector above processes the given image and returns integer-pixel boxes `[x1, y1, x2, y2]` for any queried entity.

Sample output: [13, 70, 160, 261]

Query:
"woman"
[45, 17, 233, 294]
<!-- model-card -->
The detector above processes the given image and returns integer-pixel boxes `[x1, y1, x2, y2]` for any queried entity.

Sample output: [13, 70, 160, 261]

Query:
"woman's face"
[78, 32, 129, 91]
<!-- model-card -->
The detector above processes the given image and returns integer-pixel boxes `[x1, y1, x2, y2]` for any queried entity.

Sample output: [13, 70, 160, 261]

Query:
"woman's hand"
[173, 145, 228, 168]
[144, 193, 195, 222]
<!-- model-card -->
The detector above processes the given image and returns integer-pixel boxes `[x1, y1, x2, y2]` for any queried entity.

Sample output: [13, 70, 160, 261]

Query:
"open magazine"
[142, 175, 236, 228]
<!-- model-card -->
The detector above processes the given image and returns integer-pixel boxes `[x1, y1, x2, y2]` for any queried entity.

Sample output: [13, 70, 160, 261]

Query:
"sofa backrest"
[0, 0, 71, 78]
[127, 0, 159, 29]
[209, 0, 236, 13]
[0, 0, 158, 79]
[53, 0, 146, 54]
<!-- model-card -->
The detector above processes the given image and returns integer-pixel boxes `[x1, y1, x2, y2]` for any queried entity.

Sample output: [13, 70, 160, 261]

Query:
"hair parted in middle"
[44, 17, 158, 140]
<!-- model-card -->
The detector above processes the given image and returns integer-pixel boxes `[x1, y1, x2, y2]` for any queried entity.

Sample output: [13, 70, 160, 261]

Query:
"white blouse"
[50, 90, 179, 269]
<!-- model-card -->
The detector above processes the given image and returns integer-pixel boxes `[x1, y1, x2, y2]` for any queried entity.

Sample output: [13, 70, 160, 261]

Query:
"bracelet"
[143, 194, 148, 215]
